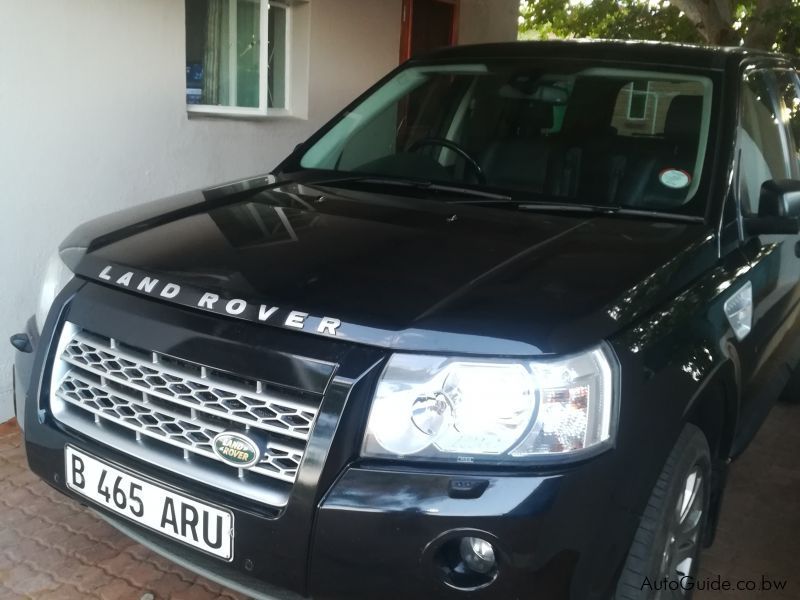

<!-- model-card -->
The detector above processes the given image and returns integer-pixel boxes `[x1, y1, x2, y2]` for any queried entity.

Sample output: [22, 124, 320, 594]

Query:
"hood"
[68, 179, 716, 355]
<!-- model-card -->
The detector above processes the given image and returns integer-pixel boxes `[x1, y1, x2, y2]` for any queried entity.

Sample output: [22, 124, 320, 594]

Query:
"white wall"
[0, 0, 517, 421]
[459, 0, 520, 45]
[0, 0, 402, 421]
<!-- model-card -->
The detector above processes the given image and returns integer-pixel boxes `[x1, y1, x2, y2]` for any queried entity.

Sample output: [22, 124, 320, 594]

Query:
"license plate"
[65, 446, 233, 560]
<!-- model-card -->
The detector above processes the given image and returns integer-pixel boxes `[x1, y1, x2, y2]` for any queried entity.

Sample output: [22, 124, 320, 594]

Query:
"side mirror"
[745, 179, 800, 235]
[758, 179, 800, 218]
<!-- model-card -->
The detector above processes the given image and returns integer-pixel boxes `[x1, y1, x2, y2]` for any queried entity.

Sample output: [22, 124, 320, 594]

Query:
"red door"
[400, 0, 460, 62]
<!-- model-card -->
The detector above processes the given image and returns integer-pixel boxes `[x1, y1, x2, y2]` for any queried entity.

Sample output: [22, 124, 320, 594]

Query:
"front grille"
[50, 324, 327, 506]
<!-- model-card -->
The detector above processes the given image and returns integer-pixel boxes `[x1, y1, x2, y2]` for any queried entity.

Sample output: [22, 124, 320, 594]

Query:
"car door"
[734, 64, 800, 443]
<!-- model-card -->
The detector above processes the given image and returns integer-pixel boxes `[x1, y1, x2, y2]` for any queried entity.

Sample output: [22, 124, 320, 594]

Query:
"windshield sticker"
[659, 169, 691, 190]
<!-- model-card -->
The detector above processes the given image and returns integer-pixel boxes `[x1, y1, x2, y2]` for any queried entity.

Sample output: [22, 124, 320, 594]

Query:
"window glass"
[235, 0, 261, 108]
[267, 4, 287, 109]
[300, 63, 714, 215]
[627, 81, 649, 120]
[611, 79, 705, 138]
[775, 70, 800, 172]
[185, 0, 286, 110]
[738, 70, 789, 214]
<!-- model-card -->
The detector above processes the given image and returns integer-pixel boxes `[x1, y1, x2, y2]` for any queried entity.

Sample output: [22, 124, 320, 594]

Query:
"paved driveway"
[0, 421, 246, 600]
[694, 401, 799, 600]
[0, 402, 798, 599]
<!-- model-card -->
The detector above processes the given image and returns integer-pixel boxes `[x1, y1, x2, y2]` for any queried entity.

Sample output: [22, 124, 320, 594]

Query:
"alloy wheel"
[656, 466, 705, 599]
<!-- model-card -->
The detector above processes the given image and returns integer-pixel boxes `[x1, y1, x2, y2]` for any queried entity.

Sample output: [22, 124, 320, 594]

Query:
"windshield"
[298, 61, 714, 214]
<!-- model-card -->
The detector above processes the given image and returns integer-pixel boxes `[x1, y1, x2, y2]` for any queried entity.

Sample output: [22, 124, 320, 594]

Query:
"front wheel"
[615, 425, 712, 600]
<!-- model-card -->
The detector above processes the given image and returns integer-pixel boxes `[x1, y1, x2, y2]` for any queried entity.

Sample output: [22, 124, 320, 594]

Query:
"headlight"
[362, 346, 617, 463]
[35, 250, 74, 332]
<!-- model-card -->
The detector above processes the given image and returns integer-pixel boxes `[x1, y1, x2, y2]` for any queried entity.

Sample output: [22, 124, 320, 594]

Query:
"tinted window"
[300, 62, 714, 215]
[738, 70, 790, 214]
[775, 70, 800, 174]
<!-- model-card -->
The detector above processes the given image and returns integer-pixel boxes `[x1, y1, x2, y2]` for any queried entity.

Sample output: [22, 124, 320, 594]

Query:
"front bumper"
[19, 282, 644, 600]
[26, 426, 638, 599]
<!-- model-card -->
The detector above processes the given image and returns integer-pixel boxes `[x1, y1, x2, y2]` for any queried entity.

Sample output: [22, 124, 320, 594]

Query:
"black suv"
[13, 41, 800, 599]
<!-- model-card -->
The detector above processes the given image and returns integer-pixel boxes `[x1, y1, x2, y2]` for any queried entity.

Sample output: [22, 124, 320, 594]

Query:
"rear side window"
[738, 70, 790, 214]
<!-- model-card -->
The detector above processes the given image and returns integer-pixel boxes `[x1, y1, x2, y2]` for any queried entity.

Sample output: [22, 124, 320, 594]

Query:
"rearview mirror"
[500, 81, 568, 104]
[745, 180, 800, 236]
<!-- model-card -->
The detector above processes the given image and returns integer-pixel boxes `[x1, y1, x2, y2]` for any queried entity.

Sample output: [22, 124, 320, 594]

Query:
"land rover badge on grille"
[212, 432, 263, 469]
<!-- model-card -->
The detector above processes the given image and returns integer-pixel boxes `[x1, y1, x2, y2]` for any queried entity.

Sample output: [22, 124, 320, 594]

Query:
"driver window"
[738, 70, 790, 215]
[774, 69, 800, 175]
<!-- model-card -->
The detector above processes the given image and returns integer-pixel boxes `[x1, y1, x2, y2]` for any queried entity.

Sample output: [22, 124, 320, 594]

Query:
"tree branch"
[712, 0, 733, 25]
[744, 0, 791, 49]
[670, 0, 736, 44]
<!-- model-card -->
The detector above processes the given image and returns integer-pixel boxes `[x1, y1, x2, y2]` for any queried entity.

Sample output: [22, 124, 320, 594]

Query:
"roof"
[418, 39, 789, 70]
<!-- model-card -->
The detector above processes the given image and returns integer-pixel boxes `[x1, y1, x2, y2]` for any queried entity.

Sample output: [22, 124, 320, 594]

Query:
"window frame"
[186, 0, 292, 118]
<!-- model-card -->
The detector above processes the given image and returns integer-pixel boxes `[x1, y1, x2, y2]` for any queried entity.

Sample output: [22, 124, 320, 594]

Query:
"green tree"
[519, 0, 800, 53]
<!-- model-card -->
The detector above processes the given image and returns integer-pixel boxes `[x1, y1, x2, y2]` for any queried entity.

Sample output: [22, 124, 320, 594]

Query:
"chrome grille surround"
[50, 323, 323, 505]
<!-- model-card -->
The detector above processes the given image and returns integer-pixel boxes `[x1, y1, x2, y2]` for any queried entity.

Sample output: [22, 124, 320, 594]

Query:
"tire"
[614, 425, 712, 600]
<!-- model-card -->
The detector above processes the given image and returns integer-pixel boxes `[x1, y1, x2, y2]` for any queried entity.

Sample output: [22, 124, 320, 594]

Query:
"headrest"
[521, 101, 554, 130]
[665, 95, 703, 141]
[500, 100, 554, 138]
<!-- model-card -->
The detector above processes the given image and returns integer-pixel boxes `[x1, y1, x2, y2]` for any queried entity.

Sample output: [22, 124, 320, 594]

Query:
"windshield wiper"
[311, 176, 514, 202]
[517, 203, 616, 214]
[518, 203, 704, 223]
[310, 177, 702, 222]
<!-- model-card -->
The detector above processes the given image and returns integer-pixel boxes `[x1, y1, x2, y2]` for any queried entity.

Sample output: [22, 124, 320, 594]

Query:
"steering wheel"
[408, 138, 486, 184]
